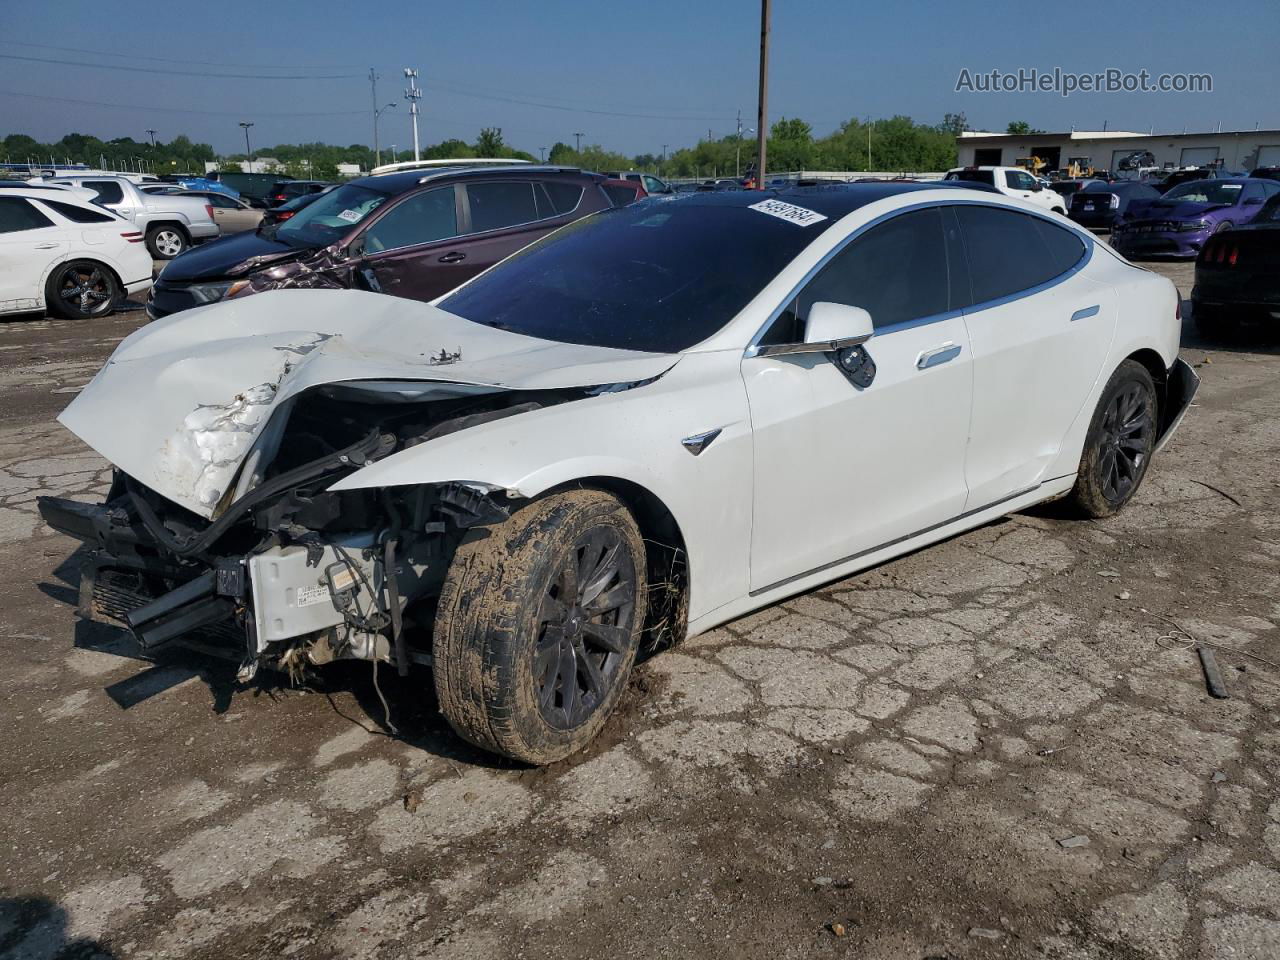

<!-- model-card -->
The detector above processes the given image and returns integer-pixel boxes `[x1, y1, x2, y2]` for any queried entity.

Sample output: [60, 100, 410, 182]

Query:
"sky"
[0, 0, 1276, 158]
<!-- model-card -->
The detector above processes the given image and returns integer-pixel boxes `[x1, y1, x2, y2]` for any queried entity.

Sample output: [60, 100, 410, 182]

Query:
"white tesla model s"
[41, 183, 1196, 764]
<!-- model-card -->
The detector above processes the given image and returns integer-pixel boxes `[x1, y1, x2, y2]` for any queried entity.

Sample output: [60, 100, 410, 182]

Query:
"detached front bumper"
[1155, 358, 1200, 453]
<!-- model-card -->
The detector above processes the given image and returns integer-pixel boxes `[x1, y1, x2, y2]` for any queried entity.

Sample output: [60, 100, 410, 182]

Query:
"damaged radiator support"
[124, 570, 236, 651]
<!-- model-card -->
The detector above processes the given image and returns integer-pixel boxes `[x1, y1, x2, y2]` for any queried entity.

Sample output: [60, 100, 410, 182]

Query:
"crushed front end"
[38, 382, 572, 681]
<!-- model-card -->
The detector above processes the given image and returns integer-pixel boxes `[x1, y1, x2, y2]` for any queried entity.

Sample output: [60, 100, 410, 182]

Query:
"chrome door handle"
[1071, 304, 1100, 322]
[437, 251, 466, 263]
[34, 242, 60, 249]
[917, 343, 961, 370]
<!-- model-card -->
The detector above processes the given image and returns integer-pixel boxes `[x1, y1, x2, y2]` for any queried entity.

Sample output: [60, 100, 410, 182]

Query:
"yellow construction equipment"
[1015, 155, 1049, 174]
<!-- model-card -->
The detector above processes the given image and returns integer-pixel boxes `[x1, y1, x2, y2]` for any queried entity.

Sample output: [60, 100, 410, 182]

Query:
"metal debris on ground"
[1211, 771, 1228, 783]
[968, 927, 1004, 940]
[1057, 835, 1091, 849]
[1197, 646, 1231, 700]
[1151, 613, 1279, 671]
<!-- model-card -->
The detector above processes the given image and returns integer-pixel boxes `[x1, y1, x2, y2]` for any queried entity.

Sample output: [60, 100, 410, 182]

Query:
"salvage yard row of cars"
[36, 175, 1201, 764]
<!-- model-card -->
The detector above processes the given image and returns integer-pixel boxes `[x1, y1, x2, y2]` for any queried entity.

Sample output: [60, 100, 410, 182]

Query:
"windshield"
[274, 183, 389, 246]
[1163, 181, 1243, 204]
[440, 198, 836, 353]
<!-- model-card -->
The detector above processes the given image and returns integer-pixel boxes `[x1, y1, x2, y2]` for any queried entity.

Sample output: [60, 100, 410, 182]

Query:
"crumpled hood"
[156, 229, 308, 282]
[60, 288, 678, 518]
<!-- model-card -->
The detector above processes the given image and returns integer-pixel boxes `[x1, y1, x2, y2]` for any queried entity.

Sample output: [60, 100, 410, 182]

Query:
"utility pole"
[369, 68, 380, 163]
[867, 124, 872, 170]
[239, 121, 255, 172]
[573, 132, 583, 154]
[404, 68, 422, 161]
[755, 0, 770, 188]
[661, 144, 668, 174]
[373, 102, 397, 168]
[145, 128, 157, 148]
[538, 146, 546, 162]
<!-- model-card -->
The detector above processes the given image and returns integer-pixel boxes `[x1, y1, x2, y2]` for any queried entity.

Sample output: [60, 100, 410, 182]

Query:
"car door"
[356, 185, 470, 301]
[1236, 181, 1266, 224]
[954, 204, 1117, 509]
[0, 197, 67, 312]
[80, 179, 135, 222]
[452, 180, 565, 280]
[742, 205, 974, 592]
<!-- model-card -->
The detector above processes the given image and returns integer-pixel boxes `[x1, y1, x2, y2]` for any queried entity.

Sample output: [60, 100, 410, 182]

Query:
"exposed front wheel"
[146, 225, 187, 260]
[46, 260, 121, 320]
[1068, 359, 1158, 518]
[433, 489, 648, 765]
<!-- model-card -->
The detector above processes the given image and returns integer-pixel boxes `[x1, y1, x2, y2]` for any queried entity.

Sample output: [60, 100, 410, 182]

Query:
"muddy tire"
[1068, 359, 1158, 518]
[433, 489, 648, 765]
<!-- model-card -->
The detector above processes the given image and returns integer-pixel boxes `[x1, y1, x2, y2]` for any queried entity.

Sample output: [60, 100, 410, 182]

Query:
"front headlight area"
[1178, 220, 1211, 233]
[188, 278, 252, 304]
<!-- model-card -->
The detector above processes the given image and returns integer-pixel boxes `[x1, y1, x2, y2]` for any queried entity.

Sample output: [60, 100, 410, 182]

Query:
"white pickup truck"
[49, 175, 220, 259]
[943, 166, 1067, 216]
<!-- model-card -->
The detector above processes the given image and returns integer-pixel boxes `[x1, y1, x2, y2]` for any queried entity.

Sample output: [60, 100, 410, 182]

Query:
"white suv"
[944, 166, 1067, 215]
[0, 188, 153, 319]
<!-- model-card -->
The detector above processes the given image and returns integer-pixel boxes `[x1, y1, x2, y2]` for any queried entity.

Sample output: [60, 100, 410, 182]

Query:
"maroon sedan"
[147, 165, 621, 318]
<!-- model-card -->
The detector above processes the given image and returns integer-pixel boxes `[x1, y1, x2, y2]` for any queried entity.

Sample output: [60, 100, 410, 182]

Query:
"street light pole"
[146, 128, 157, 148]
[538, 146, 546, 162]
[239, 122, 255, 172]
[573, 132, 583, 154]
[755, 0, 771, 188]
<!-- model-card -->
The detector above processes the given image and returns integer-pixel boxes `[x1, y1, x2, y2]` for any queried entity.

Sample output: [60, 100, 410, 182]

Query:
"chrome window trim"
[743, 198, 1094, 357]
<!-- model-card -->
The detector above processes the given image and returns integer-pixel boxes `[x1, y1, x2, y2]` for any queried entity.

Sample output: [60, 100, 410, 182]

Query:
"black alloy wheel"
[47, 261, 120, 320]
[1096, 382, 1154, 503]
[534, 526, 639, 730]
[1069, 359, 1158, 517]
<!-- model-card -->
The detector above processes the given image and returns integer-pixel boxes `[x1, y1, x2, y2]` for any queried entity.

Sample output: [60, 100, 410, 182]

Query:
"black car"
[1155, 167, 1241, 194]
[1192, 192, 1280, 337]
[217, 172, 295, 208]
[259, 187, 335, 226]
[1250, 167, 1280, 182]
[1068, 180, 1162, 230]
[148, 165, 615, 319]
[267, 180, 335, 207]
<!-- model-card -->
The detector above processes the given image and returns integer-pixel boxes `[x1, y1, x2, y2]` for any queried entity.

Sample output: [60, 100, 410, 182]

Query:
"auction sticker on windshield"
[748, 199, 828, 227]
[336, 209, 362, 224]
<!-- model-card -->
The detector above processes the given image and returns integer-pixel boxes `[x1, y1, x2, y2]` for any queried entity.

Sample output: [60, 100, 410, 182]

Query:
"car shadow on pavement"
[0, 895, 118, 959]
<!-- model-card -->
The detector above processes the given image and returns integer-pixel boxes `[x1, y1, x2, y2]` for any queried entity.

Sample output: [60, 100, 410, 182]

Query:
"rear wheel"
[146, 225, 187, 260]
[433, 489, 647, 765]
[1068, 360, 1158, 518]
[45, 260, 121, 320]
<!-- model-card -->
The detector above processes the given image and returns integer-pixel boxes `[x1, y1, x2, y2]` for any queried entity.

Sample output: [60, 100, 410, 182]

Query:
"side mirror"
[751, 302, 874, 357]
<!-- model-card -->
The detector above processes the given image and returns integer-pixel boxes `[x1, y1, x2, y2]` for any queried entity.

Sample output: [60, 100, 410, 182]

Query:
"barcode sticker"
[748, 199, 827, 227]
[295, 583, 330, 607]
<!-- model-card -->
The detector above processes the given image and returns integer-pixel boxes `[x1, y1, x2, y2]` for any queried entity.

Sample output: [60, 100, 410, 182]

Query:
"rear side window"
[793, 206, 952, 332]
[466, 182, 539, 233]
[361, 187, 457, 252]
[955, 206, 1086, 305]
[602, 184, 639, 207]
[0, 197, 55, 233]
[43, 199, 115, 223]
[542, 181, 584, 215]
[82, 180, 125, 204]
[945, 170, 995, 186]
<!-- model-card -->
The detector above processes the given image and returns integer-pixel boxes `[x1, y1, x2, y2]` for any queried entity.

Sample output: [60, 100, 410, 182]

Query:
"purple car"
[1110, 178, 1278, 258]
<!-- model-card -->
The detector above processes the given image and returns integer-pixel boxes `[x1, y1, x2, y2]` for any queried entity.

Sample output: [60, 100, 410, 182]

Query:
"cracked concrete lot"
[3, 262, 1280, 960]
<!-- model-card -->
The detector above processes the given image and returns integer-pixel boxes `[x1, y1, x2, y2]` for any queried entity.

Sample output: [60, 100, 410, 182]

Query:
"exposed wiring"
[371, 657, 398, 736]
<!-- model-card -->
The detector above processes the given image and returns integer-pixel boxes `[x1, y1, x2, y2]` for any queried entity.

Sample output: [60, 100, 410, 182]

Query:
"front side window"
[945, 170, 995, 186]
[955, 205, 1086, 305]
[360, 187, 457, 253]
[83, 180, 125, 204]
[1006, 171, 1036, 190]
[0, 197, 55, 233]
[782, 207, 951, 337]
[465, 182, 540, 233]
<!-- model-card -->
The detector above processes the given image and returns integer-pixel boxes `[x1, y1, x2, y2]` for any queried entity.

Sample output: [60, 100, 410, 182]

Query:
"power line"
[0, 39, 363, 71]
[0, 89, 368, 117]
[0, 53, 362, 80]
[430, 81, 731, 122]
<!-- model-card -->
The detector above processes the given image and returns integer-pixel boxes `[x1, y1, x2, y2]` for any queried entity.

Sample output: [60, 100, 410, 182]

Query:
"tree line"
[4, 113, 1017, 181]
